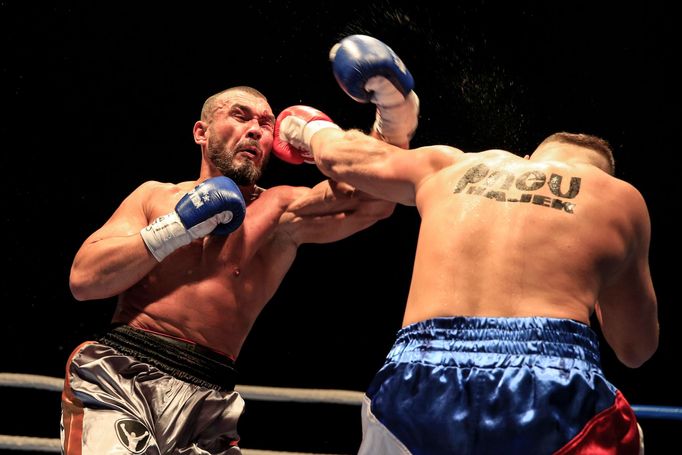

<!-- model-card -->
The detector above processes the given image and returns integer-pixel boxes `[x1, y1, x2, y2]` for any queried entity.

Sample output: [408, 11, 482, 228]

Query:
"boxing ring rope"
[0, 373, 365, 405]
[0, 373, 361, 454]
[2, 373, 681, 453]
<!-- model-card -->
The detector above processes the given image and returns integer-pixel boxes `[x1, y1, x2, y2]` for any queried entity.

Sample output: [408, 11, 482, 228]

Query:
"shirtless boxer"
[274, 90, 658, 453]
[60, 80, 412, 454]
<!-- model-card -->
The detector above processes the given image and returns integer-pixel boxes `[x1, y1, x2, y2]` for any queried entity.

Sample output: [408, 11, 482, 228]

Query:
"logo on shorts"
[115, 418, 151, 454]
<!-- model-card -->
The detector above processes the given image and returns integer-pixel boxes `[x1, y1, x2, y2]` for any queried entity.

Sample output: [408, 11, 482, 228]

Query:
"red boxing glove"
[273, 105, 339, 164]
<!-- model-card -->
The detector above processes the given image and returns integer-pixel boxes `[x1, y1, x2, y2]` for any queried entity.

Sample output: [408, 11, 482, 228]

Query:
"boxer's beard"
[208, 139, 267, 186]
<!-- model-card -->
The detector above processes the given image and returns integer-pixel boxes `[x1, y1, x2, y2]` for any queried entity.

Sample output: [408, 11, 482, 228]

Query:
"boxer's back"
[403, 149, 644, 327]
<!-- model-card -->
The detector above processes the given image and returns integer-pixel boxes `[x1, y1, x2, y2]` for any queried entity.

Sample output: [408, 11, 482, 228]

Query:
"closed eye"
[260, 120, 274, 131]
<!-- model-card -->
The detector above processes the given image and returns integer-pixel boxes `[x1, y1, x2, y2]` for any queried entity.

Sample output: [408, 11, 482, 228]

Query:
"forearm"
[599, 249, 659, 368]
[312, 129, 415, 205]
[278, 178, 395, 245]
[273, 104, 420, 205]
[70, 234, 158, 301]
[606, 318, 659, 369]
[599, 298, 659, 368]
[313, 129, 383, 184]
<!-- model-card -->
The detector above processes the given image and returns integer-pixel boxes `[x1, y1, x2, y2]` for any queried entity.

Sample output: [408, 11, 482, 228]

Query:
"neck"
[240, 184, 263, 203]
[198, 158, 263, 202]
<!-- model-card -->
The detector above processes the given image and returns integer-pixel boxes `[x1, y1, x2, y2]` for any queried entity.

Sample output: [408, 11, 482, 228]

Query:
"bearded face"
[207, 135, 269, 186]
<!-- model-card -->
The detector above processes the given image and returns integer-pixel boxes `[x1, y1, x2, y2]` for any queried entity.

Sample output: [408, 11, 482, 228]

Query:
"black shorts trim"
[99, 325, 237, 391]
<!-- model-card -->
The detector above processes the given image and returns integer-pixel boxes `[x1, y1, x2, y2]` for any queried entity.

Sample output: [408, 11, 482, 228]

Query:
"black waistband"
[99, 325, 237, 391]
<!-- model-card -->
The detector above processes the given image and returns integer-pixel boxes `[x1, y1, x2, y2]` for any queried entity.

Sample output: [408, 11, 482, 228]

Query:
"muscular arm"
[277, 179, 395, 246]
[69, 182, 160, 301]
[597, 190, 658, 368]
[311, 128, 462, 205]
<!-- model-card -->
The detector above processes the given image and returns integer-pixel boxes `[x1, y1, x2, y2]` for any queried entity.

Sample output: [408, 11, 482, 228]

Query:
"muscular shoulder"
[240, 184, 315, 248]
[257, 185, 309, 207]
[412, 145, 464, 170]
[571, 169, 652, 243]
[606, 176, 650, 219]
[243, 185, 314, 228]
[126, 180, 192, 217]
[132, 180, 188, 197]
[139, 180, 203, 198]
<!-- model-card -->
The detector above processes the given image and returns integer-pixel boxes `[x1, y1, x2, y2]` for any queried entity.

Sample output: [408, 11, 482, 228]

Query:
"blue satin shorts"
[359, 317, 640, 455]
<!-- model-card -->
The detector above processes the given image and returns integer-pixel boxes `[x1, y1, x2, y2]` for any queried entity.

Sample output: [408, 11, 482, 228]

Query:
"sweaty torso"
[112, 183, 298, 359]
[404, 150, 634, 327]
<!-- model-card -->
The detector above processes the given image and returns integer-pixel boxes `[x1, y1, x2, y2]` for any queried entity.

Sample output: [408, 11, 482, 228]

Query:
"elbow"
[69, 269, 95, 301]
[619, 355, 650, 370]
[358, 199, 396, 223]
[616, 337, 659, 369]
[69, 280, 89, 302]
[376, 201, 397, 220]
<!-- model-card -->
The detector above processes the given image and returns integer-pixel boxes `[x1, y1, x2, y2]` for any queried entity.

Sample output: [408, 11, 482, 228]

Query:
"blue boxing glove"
[140, 176, 246, 261]
[330, 34, 419, 146]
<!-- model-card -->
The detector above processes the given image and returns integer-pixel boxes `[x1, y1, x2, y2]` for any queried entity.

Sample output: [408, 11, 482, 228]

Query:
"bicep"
[317, 131, 460, 205]
[80, 183, 156, 246]
[286, 180, 395, 218]
[360, 145, 462, 205]
[285, 180, 363, 215]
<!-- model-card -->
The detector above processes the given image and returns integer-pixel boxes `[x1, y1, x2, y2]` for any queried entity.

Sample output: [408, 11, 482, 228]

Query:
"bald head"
[201, 86, 269, 123]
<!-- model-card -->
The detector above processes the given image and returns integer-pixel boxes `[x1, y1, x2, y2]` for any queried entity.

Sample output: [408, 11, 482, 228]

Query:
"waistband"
[99, 325, 238, 391]
[391, 317, 601, 367]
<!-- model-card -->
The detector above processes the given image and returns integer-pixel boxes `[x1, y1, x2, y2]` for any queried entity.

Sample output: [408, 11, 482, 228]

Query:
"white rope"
[0, 373, 358, 454]
[0, 435, 60, 452]
[0, 373, 63, 392]
[0, 435, 343, 454]
[0, 373, 364, 405]
[236, 385, 363, 405]
[243, 451, 343, 455]
[3, 371, 682, 453]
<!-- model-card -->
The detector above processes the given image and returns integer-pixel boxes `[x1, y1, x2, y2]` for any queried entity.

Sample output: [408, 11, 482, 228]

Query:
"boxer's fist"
[330, 34, 419, 146]
[140, 176, 246, 261]
[273, 105, 339, 164]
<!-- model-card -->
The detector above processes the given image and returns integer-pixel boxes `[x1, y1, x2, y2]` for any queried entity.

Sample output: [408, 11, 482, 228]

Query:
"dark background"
[1, 1, 677, 454]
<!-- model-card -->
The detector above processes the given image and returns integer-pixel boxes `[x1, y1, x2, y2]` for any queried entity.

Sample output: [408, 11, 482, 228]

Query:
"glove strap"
[302, 120, 341, 163]
[140, 212, 191, 262]
[304, 120, 341, 147]
[373, 91, 420, 146]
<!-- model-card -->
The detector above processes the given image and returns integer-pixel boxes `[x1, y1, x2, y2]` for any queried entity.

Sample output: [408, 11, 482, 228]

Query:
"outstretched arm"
[274, 105, 462, 206]
[277, 179, 395, 246]
[312, 129, 461, 205]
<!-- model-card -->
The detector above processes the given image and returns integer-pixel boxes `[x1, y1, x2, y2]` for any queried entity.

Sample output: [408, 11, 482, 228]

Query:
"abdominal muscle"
[112, 239, 286, 360]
